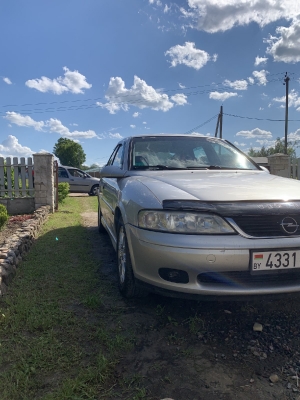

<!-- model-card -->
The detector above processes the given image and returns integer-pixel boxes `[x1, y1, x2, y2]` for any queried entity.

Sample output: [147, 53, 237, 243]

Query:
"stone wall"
[0, 206, 50, 296]
[268, 153, 291, 178]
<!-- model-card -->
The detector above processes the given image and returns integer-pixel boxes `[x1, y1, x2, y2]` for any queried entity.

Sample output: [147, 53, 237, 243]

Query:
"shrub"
[57, 182, 70, 204]
[0, 204, 8, 229]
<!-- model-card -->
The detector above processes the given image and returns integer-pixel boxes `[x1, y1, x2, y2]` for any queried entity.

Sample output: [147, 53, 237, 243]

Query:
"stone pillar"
[267, 153, 290, 178]
[33, 153, 54, 212]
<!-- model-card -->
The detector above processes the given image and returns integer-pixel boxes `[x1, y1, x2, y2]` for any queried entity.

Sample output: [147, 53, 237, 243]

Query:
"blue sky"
[1, 0, 300, 166]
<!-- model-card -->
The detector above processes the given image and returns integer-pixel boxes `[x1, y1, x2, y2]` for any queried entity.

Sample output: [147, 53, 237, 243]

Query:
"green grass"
[0, 195, 137, 400]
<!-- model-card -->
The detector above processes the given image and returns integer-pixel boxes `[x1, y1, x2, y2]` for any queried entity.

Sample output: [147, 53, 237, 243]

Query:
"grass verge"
[0, 195, 137, 400]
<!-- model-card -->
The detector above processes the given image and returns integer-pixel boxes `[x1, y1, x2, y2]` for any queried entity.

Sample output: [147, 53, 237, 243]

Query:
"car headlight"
[138, 210, 235, 234]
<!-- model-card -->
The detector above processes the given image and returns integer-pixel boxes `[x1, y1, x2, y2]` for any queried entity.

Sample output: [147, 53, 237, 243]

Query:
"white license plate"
[252, 250, 300, 272]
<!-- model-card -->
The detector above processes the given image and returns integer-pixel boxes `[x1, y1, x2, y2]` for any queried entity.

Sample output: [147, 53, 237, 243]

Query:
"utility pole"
[220, 105, 223, 139]
[284, 72, 290, 154]
[215, 106, 223, 138]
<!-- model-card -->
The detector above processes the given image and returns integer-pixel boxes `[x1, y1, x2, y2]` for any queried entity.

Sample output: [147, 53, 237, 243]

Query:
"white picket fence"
[290, 158, 300, 180]
[0, 157, 34, 198]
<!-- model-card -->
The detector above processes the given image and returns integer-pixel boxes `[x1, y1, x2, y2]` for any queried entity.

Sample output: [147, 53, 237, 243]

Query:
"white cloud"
[149, 0, 162, 5]
[108, 133, 123, 139]
[25, 67, 92, 95]
[164, 4, 170, 13]
[178, 83, 186, 89]
[288, 129, 300, 141]
[171, 93, 188, 105]
[236, 128, 272, 139]
[4, 112, 96, 139]
[248, 77, 255, 85]
[0, 135, 33, 157]
[3, 77, 12, 85]
[183, 0, 300, 33]
[254, 56, 268, 66]
[209, 91, 237, 101]
[130, 124, 136, 128]
[46, 118, 97, 139]
[252, 70, 269, 85]
[223, 79, 248, 90]
[133, 112, 140, 118]
[234, 141, 246, 147]
[165, 42, 217, 70]
[4, 112, 45, 131]
[97, 75, 183, 113]
[143, 121, 147, 124]
[273, 89, 300, 109]
[266, 19, 300, 62]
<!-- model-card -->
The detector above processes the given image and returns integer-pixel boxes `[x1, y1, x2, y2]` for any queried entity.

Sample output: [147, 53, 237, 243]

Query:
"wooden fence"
[0, 157, 34, 198]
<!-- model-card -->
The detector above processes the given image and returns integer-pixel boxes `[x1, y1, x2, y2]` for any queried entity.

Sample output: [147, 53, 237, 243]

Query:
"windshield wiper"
[185, 165, 222, 169]
[132, 165, 186, 170]
[153, 165, 187, 170]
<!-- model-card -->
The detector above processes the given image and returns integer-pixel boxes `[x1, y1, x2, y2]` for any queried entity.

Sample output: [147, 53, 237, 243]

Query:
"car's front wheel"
[117, 218, 146, 298]
[89, 185, 99, 196]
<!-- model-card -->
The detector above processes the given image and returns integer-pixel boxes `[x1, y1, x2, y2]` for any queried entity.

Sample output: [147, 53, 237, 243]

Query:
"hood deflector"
[162, 200, 300, 217]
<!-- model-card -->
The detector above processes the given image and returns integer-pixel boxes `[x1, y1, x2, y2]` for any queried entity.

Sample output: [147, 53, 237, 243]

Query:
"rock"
[250, 379, 254, 383]
[287, 382, 292, 389]
[269, 374, 279, 383]
[224, 310, 232, 314]
[253, 322, 263, 332]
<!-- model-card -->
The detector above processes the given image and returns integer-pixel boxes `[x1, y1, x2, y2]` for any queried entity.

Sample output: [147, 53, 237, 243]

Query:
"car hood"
[135, 170, 300, 203]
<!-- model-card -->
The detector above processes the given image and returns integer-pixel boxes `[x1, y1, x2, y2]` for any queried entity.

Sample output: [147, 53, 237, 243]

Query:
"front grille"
[230, 215, 300, 237]
[198, 270, 300, 287]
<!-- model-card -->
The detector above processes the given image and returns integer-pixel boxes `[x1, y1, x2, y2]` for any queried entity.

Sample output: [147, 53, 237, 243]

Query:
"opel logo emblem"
[280, 217, 299, 234]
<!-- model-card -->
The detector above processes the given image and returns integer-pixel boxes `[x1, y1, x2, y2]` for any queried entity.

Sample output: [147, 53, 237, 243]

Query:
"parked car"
[58, 166, 99, 195]
[98, 134, 300, 299]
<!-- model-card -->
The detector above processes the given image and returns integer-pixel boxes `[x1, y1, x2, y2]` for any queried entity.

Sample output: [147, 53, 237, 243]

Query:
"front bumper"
[126, 224, 300, 297]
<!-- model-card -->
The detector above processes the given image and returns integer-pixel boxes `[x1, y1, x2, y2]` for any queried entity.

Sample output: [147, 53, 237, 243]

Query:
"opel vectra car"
[58, 166, 99, 195]
[98, 134, 300, 299]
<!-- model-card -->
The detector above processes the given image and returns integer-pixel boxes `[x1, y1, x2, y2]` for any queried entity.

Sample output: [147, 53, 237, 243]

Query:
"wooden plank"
[13, 157, 20, 197]
[20, 157, 26, 197]
[6, 157, 12, 197]
[0, 157, 5, 197]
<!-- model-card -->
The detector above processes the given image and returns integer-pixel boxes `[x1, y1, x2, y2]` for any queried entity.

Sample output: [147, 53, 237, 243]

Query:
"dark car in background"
[58, 166, 99, 195]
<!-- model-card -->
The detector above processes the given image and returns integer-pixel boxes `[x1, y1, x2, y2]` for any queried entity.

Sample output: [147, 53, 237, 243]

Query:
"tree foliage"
[53, 138, 86, 168]
[248, 138, 297, 161]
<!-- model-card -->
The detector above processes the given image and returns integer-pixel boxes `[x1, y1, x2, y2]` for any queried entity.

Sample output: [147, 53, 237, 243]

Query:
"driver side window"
[108, 145, 124, 168]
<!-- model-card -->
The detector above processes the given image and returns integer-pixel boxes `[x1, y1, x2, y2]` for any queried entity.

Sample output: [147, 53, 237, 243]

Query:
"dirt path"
[81, 209, 300, 400]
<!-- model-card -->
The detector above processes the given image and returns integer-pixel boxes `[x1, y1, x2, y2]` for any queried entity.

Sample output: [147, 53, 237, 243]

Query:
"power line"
[184, 114, 219, 134]
[0, 71, 291, 115]
[224, 112, 300, 122]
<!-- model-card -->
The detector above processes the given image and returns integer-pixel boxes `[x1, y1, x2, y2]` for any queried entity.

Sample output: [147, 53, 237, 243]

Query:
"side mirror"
[100, 165, 127, 178]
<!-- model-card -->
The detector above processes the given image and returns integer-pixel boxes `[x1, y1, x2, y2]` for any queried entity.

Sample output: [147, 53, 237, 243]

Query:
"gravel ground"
[81, 210, 300, 400]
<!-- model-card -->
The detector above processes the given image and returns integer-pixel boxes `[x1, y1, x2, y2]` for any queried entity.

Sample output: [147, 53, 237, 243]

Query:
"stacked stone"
[0, 206, 50, 296]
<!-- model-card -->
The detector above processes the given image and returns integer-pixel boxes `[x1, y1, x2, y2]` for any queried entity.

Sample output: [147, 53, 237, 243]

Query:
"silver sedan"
[98, 134, 300, 299]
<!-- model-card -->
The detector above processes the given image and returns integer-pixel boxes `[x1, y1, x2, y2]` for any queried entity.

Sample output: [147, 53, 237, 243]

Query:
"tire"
[117, 218, 146, 298]
[89, 185, 99, 196]
[97, 204, 106, 233]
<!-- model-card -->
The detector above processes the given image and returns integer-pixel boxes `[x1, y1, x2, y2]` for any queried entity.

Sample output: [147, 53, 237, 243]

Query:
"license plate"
[251, 250, 300, 272]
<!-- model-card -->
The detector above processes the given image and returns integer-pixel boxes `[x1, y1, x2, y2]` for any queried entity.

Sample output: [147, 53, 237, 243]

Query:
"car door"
[100, 143, 125, 237]
[66, 168, 88, 192]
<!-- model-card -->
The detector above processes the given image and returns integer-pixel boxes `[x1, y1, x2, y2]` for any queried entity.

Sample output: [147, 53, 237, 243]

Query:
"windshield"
[130, 136, 258, 170]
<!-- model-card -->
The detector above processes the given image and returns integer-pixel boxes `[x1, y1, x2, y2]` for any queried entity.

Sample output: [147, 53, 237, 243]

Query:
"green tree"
[248, 137, 297, 161]
[53, 138, 86, 168]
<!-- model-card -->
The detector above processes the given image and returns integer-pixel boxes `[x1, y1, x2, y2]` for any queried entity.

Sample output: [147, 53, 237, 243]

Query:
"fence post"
[267, 153, 290, 178]
[33, 152, 54, 212]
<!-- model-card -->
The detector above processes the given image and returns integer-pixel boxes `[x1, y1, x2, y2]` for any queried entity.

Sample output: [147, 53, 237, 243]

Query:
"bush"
[57, 182, 70, 204]
[0, 204, 8, 229]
